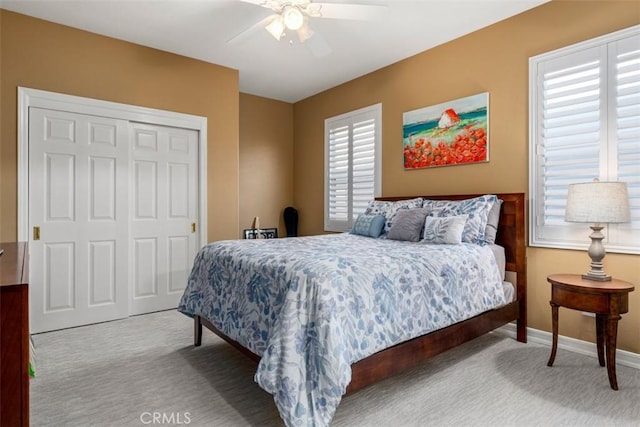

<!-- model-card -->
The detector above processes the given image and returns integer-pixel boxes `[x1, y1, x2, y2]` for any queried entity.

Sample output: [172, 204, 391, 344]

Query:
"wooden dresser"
[0, 242, 29, 426]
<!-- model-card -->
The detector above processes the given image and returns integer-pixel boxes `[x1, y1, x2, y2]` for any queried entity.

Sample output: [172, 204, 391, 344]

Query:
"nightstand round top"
[547, 274, 635, 293]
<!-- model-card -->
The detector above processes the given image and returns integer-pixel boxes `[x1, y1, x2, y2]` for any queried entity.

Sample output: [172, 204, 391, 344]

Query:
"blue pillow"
[351, 214, 385, 238]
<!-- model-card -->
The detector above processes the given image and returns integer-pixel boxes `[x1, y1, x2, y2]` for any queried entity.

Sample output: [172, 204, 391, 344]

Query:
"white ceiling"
[0, 0, 549, 103]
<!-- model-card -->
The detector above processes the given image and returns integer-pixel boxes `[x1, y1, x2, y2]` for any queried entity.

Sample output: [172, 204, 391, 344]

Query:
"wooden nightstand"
[546, 274, 635, 390]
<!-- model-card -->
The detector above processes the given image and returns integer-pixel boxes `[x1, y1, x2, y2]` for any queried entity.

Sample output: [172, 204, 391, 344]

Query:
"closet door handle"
[191, 222, 196, 233]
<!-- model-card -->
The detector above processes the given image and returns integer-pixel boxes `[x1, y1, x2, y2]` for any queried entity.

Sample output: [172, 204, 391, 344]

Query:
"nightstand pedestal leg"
[595, 314, 606, 366]
[547, 302, 559, 367]
[606, 315, 620, 391]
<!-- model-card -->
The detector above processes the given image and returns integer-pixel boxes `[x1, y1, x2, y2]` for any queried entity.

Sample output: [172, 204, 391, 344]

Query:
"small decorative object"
[243, 228, 278, 239]
[252, 216, 262, 239]
[29, 336, 36, 378]
[564, 179, 630, 281]
[402, 92, 489, 169]
[284, 206, 298, 237]
[244, 216, 278, 239]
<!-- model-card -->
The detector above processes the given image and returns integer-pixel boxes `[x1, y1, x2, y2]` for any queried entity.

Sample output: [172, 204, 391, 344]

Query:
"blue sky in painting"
[403, 92, 488, 125]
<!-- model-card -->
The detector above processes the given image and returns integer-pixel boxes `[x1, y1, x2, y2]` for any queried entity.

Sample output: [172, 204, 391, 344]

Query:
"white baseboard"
[495, 323, 640, 370]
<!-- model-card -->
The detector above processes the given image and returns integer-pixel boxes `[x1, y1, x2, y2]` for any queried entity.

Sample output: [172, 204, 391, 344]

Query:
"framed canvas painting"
[403, 92, 489, 169]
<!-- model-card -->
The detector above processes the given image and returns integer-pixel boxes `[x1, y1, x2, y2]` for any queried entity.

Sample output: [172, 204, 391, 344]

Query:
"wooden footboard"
[195, 301, 520, 395]
[347, 301, 518, 393]
[194, 192, 527, 395]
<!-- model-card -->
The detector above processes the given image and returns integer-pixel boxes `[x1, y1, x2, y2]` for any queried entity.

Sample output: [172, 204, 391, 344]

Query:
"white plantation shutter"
[352, 118, 377, 216]
[328, 124, 349, 224]
[530, 26, 640, 254]
[609, 34, 640, 249]
[325, 104, 381, 231]
[531, 45, 604, 245]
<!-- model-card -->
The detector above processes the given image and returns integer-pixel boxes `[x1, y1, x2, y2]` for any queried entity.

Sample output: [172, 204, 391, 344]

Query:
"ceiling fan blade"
[237, 0, 284, 11]
[297, 22, 314, 43]
[305, 26, 332, 57]
[313, 3, 387, 20]
[237, 0, 268, 6]
[227, 14, 278, 44]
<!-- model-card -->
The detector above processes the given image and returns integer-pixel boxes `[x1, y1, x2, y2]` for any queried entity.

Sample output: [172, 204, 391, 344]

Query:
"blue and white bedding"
[178, 233, 508, 427]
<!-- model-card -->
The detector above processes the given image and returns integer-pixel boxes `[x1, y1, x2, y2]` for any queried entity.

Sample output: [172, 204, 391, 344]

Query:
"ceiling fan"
[229, 0, 387, 56]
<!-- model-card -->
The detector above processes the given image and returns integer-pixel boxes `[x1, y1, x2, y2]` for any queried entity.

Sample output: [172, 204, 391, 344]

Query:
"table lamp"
[564, 180, 630, 281]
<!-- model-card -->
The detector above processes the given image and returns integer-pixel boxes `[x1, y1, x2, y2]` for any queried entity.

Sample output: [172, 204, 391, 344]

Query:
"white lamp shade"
[565, 181, 630, 224]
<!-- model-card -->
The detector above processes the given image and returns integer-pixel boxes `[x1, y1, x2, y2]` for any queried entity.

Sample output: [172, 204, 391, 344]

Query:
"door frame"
[17, 87, 208, 246]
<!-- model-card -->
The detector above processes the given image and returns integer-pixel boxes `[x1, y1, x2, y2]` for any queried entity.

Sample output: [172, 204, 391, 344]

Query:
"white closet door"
[29, 107, 130, 333]
[130, 123, 198, 315]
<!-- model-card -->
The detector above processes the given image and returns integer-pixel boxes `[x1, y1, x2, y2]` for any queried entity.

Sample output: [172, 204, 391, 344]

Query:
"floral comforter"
[178, 233, 507, 427]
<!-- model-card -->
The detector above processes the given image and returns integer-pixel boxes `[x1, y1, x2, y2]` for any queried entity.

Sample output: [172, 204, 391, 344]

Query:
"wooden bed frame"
[193, 192, 526, 394]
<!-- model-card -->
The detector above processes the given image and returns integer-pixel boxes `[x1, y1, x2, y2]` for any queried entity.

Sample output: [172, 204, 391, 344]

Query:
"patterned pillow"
[364, 197, 424, 237]
[387, 208, 430, 242]
[350, 214, 386, 238]
[423, 215, 468, 244]
[422, 195, 498, 244]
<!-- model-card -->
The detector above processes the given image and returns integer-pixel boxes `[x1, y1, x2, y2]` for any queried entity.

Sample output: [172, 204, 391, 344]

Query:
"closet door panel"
[29, 108, 130, 333]
[130, 123, 198, 315]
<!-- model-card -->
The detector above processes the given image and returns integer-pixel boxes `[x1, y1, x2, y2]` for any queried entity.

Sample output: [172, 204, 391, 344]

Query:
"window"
[325, 103, 381, 232]
[529, 25, 640, 254]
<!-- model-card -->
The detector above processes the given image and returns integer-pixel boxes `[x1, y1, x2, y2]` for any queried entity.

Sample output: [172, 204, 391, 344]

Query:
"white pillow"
[423, 215, 468, 244]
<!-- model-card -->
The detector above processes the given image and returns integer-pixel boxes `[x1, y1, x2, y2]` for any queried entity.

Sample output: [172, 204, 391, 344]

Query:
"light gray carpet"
[31, 310, 640, 427]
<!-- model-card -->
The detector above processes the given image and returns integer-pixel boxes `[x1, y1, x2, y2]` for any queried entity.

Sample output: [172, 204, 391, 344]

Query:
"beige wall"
[292, 1, 640, 353]
[239, 93, 294, 237]
[0, 10, 240, 243]
[1, 3, 638, 354]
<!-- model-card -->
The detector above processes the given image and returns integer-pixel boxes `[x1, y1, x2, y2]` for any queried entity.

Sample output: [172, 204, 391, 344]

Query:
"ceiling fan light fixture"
[282, 6, 304, 30]
[265, 15, 285, 40]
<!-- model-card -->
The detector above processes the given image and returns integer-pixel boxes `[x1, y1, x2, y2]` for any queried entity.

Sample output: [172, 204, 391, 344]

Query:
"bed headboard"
[376, 193, 527, 342]
[375, 193, 525, 273]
